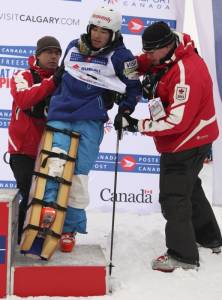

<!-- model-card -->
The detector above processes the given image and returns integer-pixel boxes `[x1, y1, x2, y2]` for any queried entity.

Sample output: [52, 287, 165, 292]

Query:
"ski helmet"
[88, 6, 122, 42]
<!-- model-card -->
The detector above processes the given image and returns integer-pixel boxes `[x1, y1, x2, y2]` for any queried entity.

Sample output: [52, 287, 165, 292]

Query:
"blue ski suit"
[43, 37, 141, 234]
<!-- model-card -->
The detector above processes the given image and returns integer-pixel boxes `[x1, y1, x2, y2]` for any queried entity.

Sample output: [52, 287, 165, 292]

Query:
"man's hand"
[53, 64, 64, 86]
[114, 112, 139, 132]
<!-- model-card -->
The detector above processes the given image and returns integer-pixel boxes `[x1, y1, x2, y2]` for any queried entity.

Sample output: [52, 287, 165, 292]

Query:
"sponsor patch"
[70, 52, 108, 65]
[124, 59, 138, 78]
[174, 84, 190, 101]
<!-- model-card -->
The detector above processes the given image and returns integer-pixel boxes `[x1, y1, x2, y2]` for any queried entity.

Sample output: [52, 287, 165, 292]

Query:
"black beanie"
[142, 21, 176, 51]
[36, 36, 62, 56]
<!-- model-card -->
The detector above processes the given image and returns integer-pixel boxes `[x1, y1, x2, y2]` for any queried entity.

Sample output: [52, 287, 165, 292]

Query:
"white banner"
[0, 0, 185, 213]
[193, 0, 222, 206]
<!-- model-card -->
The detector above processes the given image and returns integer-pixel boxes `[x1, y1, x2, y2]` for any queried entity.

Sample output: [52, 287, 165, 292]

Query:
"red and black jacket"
[137, 33, 219, 153]
[8, 56, 57, 158]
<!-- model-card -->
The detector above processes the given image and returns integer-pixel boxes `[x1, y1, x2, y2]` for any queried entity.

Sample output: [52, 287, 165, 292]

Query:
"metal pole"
[108, 129, 121, 292]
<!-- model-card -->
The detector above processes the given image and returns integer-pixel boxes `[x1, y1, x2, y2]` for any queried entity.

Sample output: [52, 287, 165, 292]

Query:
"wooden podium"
[0, 189, 108, 298]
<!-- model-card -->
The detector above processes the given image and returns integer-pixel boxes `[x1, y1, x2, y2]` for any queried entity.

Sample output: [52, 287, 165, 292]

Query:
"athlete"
[39, 6, 141, 252]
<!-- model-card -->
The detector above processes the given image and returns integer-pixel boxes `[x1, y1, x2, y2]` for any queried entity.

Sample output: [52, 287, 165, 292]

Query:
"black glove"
[114, 112, 138, 132]
[102, 90, 127, 111]
[53, 64, 64, 86]
[122, 113, 139, 132]
[142, 72, 156, 99]
[114, 112, 124, 131]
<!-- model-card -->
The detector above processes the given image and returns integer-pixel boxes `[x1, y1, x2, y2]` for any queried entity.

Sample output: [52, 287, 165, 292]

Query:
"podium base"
[12, 244, 107, 297]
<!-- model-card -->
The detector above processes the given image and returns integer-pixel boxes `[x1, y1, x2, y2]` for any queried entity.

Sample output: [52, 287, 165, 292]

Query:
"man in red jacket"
[114, 22, 222, 272]
[8, 36, 62, 243]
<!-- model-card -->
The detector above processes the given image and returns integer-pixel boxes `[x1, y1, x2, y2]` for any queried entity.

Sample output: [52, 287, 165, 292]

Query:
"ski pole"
[108, 128, 122, 292]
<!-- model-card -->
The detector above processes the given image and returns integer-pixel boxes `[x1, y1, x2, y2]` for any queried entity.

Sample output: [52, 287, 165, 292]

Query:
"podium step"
[12, 244, 107, 297]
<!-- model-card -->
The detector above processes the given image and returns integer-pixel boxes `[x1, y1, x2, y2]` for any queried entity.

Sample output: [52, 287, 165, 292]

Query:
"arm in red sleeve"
[10, 70, 56, 110]
[136, 53, 151, 75]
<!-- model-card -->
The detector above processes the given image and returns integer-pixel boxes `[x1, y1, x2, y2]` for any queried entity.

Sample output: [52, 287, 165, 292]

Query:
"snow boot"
[198, 240, 222, 254]
[151, 254, 199, 272]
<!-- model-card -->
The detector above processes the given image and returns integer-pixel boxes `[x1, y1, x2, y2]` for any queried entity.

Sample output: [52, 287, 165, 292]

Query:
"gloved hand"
[53, 64, 64, 86]
[114, 112, 139, 132]
[102, 90, 125, 110]
[122, 113, 139, 132]
[114, 112, 124, 131]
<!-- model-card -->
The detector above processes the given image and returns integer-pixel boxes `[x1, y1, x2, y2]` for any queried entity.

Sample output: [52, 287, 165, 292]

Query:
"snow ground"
[8, 163, 222, 300]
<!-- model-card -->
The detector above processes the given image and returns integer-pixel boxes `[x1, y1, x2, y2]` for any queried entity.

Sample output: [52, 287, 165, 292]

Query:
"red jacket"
[137, 33, 219, 153]
[8, 56, 56, 158]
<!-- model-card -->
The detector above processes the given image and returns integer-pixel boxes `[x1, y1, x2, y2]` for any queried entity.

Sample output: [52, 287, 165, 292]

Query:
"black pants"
[159, 144, 222, 265]
[10, 154, 35, 243]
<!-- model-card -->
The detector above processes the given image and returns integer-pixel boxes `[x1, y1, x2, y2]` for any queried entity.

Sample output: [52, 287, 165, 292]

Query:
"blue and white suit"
[44, 37, 141, 233]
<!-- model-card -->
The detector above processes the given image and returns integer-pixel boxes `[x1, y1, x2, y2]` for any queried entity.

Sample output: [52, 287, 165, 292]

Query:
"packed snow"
[7, 163, 222, 300]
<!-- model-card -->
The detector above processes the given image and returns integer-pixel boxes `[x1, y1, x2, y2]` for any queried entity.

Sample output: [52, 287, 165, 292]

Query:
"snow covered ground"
[8, 163, 222, 300]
